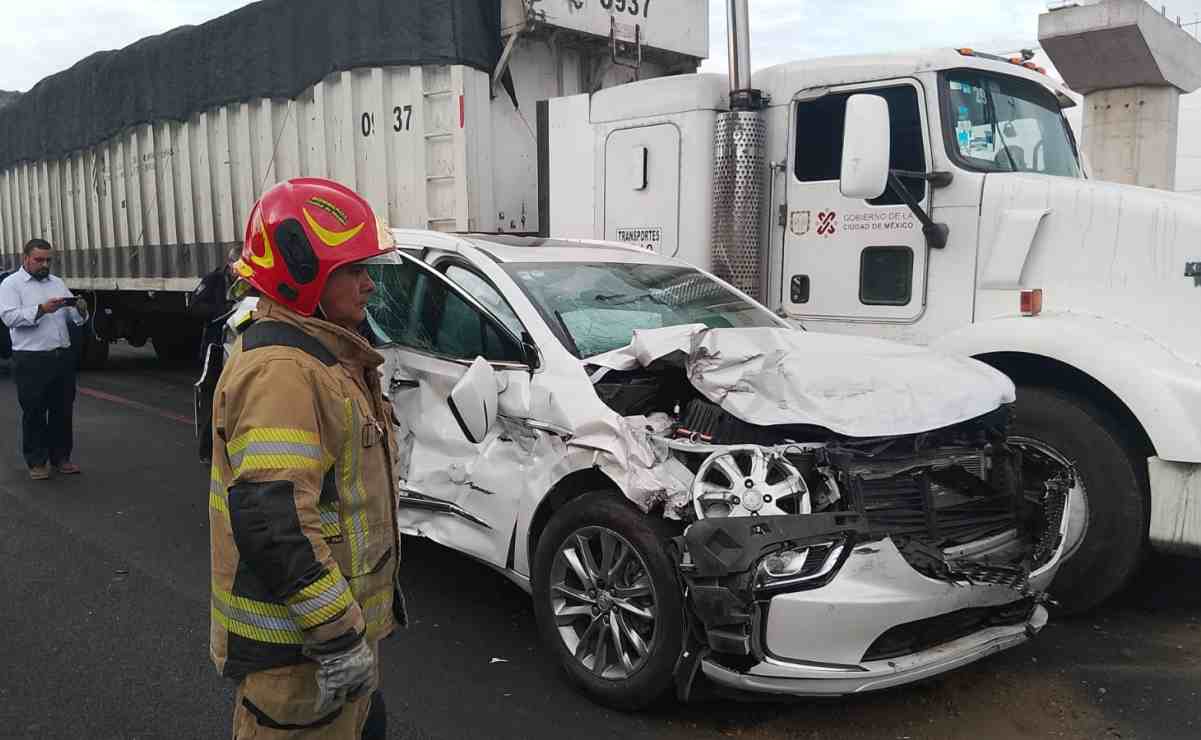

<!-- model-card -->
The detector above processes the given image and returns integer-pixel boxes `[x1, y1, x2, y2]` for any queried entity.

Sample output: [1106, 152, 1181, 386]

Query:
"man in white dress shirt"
[0, 239, 89, 479]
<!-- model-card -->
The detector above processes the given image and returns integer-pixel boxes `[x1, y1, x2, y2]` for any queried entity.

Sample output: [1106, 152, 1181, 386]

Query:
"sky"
[5, 0, 1201, 91]
[700, 0, 1047, 75]
[698, 0, 1201, 75]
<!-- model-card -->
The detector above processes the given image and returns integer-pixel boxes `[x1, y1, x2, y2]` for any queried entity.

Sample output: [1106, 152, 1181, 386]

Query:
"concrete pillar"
[1039, 0, 1201, 190]
[1084, 85, 1180, 188]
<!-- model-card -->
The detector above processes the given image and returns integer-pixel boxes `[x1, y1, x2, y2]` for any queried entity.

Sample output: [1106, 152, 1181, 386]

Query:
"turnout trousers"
[12, 348, 76, 468]
[231, 643, 385, 740]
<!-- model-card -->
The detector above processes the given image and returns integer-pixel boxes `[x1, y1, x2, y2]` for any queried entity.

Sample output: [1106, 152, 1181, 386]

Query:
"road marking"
[79, 386, 193, 426]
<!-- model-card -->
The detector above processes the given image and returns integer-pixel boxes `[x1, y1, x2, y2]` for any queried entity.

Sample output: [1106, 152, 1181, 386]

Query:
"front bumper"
[759, 537, 1054, 668]
[705, 605, 1046, 696]
[679, 486, 1077, 698]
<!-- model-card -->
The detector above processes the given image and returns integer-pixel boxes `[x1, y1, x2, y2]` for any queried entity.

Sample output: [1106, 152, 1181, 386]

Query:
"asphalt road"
[0, 345, 1198, 740]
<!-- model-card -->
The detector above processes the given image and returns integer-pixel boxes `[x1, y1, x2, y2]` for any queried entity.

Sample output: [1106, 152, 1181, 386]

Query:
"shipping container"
[0, 0, 706, 365]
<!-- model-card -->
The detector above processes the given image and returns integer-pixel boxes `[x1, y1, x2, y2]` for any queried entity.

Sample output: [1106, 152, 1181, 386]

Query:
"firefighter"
[209, 177, 403, 738]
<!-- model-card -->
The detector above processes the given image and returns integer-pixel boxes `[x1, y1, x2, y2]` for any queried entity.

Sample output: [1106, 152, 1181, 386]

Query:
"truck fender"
[933, 313, 1201, 464]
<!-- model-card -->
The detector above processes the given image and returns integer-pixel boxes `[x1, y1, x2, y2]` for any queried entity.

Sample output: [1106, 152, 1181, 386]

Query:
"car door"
[781, 80, 932, 324]
[365, 252, 533, 568]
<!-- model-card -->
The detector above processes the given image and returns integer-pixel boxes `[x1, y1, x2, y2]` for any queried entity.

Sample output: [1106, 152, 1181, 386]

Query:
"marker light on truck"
[1021, 289, 1044, 317]
[956, 47, 1048, 75]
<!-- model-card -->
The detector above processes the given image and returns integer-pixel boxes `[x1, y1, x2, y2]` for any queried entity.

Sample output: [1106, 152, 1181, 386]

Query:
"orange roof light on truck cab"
[957, 47, 1047, 75]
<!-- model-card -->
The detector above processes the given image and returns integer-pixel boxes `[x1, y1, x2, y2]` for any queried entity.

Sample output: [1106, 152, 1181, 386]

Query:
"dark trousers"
[12, 349, 77, 468]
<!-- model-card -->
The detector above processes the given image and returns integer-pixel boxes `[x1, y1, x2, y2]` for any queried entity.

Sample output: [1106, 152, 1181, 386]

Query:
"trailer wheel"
[531, 491, 684, 711]
[1012, 386, 1148, 614]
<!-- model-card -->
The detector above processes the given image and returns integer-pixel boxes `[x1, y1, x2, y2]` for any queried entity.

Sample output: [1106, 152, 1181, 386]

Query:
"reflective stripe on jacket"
[209, 297, 399, 680]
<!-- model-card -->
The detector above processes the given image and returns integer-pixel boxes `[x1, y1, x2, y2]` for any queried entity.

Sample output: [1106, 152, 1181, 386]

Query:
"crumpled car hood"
[588, 325, 1016, 438]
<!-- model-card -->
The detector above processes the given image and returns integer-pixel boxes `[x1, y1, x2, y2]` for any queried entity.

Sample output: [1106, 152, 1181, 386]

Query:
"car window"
[443, 264, 525, 338]
[366, 259, 526, 364]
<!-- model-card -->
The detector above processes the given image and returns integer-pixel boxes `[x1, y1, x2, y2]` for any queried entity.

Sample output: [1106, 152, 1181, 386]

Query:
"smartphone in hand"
[60, 296, 79, 306]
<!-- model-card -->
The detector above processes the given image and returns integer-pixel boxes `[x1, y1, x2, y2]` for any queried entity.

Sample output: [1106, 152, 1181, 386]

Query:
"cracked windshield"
[504, 263, 780, 358]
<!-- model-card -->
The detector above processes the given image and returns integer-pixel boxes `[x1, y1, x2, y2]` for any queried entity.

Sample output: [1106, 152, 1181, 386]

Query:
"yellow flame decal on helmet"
[249, 221, 276, 269]
[306, 196, 349, 225]
[303, 208, 365, 248]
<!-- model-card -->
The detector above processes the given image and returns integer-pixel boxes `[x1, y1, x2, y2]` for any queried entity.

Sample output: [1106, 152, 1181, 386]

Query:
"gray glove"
[305, 638, 376, 715]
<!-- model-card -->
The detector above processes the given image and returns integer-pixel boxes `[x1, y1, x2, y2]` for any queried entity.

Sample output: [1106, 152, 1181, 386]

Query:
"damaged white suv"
[359, 231, 1083, 709]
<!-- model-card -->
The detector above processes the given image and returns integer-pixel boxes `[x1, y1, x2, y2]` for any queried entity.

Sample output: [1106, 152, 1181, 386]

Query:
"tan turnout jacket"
[209, 297, 398, 679]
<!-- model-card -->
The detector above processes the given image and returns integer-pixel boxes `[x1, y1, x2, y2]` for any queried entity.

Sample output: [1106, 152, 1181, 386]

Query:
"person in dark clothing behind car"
[192, 248, 243, 464]
[190, 246, 242, 359]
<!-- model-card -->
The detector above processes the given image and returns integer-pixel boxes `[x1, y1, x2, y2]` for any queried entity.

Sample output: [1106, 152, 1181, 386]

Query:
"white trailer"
[542, 2, 1201, 612]
[0, 0, 705, 366]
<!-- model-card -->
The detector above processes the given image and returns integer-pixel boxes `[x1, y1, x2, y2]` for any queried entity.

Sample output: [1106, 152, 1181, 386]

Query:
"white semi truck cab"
[544, 44, 1201, 611]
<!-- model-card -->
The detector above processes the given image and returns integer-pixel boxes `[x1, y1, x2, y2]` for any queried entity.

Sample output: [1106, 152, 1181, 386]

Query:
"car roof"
[464, 234, 686, 266]
[389, 229, 684, 267]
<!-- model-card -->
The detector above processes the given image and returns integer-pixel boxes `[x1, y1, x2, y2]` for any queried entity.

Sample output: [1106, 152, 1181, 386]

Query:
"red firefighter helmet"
[234, 178, 395, 316]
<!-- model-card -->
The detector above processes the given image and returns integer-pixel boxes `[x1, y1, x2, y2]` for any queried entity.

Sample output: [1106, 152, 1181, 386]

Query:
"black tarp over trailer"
[0, 0, 503, 169]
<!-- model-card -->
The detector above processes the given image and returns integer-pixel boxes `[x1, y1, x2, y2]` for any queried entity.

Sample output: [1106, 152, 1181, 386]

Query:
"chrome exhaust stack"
[710, 0, 768, 300]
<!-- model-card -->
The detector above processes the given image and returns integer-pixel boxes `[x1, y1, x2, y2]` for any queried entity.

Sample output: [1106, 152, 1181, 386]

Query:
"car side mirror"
[448, 357, 499, 444]
[839, 94, 891, 200]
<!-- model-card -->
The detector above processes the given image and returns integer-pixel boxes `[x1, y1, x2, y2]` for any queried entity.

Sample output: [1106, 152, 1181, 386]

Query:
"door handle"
[390, 375, 419, 391]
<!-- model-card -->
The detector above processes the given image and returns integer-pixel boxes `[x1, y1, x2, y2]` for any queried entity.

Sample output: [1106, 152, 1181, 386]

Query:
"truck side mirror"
[448, 357, 499, 444]
[839, 94, 891, 200]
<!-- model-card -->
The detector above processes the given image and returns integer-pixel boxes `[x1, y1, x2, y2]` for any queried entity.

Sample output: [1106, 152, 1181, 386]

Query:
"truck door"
[604, 124, 681, 255]
[781, 81, 931, 323]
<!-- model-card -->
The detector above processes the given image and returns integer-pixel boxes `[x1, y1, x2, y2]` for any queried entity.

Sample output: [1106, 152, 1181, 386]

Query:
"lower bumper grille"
[862, 598, 1036, 662]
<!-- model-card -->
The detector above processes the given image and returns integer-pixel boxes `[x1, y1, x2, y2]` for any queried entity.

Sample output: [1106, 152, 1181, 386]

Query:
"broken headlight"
[753, 536, 848, 594]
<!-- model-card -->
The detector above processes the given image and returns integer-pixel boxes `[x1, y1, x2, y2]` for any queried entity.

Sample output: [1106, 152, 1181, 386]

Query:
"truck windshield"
[503, 262, 783, 358]
[942, 70, 1081, 178]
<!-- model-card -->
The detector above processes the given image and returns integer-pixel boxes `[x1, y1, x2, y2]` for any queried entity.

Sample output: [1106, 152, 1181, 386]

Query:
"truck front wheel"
[1012, 386, 1148, 614]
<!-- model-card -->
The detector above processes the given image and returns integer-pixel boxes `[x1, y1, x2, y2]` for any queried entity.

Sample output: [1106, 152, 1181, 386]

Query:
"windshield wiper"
[984, 82, 1019, 173]
[552, 309, 582, 357]
[593, 292, 669, 307]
